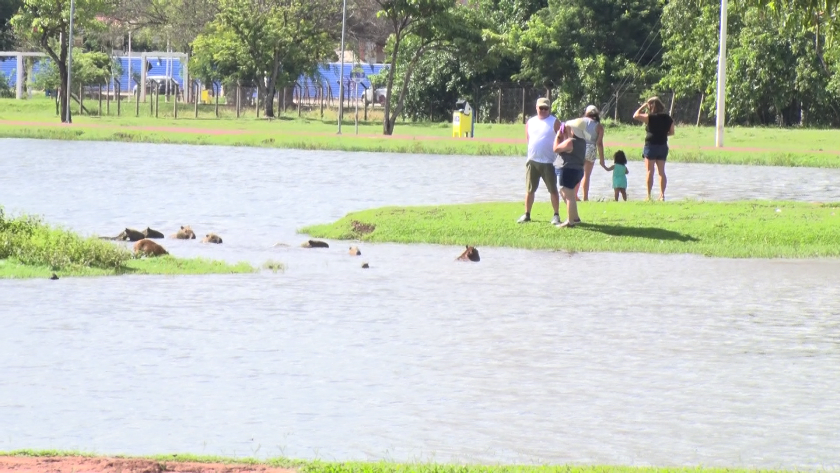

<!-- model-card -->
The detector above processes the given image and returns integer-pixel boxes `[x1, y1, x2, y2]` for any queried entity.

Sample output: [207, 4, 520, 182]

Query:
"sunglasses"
[538, 106, 549, 111]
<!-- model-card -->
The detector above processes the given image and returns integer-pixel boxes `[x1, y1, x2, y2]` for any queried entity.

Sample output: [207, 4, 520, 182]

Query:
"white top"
[565, 117, 599, 144]
[526, 115, 558, 164]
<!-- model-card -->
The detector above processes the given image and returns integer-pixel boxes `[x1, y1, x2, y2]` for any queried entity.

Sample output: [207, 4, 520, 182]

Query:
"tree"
[0, 0, 23, 50]
[513, 0, 662, 117]
[12, 0, 110, 122]
[190, 0, 337, 117]
[375, 0, 466, 135]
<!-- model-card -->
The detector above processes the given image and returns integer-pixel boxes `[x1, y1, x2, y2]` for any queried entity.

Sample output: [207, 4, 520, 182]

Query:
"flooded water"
[1, 139, 839, 470]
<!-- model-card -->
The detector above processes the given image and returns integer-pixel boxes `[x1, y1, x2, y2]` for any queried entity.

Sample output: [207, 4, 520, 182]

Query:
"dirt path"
[0, 455, 296, 473]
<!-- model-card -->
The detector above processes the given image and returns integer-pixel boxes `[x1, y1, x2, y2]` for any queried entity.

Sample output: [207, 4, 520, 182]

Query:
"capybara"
[142, 227, 164, 239]
[202, 233, 223, 244]
[49, 273, 59, 280]
[99, 228, 145, 241]
[361, 263, 370, 268]
[301, 240, 329, 248]
[456, 245, 480, 262]
[134, 239, 169, 257]
[170, 225, 196, 239]
[349, 246, 361, 256]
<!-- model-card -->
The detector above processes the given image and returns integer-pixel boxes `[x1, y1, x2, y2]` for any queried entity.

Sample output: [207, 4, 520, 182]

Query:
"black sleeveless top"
[557, 136, 586, 170]
[645, 113, 673, 145]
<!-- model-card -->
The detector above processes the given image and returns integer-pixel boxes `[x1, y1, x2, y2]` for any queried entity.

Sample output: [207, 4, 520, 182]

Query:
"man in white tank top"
[518, 97, 562, 225]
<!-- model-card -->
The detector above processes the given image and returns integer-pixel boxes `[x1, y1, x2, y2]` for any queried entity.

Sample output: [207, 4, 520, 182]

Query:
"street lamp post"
[715, 0, 727, 147]
[337, 0, 347, 134]
[66, 0, 76, 123]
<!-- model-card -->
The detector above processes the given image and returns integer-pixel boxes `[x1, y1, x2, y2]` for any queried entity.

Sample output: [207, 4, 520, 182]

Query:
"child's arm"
[625, 167, 629, 175]
[605, 164, 615, 171]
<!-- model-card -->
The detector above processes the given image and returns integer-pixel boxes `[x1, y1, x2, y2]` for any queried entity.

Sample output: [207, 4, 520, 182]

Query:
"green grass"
[300, 200, 840, 259]
[0, 207, 257, 278]
[0, 450, 805, 473]
[2, 97, 840, 166]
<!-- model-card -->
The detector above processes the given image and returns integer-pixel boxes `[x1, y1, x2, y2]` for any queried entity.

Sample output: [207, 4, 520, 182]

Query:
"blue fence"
[0, 54, 386, 99]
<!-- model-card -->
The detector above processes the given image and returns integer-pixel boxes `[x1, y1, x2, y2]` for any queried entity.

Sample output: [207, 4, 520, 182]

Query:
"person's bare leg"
[559, 186, 579, 224]
[620, 188, 627, 201]
[525, 192, 535, 213]
[645, 158, 655, 201]
[655, 159, 667, 201]
[550, 191, 560, 215]
[614, 188, 620, 201]
[578, 160, 595, 201]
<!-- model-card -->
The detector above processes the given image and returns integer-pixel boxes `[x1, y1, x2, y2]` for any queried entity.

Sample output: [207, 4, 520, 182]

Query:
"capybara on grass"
[170, 225, 196, 239]
[457, 246, 480, 262]
[134, 239, 169, 257]
[202, 233, 223, 244]
[349, 246, 361, 256]
[143, 227, 164, 239]
[301, 240, 329, 248]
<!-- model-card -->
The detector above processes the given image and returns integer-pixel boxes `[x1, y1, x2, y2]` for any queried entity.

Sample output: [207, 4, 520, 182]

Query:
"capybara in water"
[99, 228, 145, 241]
[361, 263, 370, 268]
[301, 240, 329, 248]
[349, 246, 361, 256]
[134, 239, 169, 257]
[170, 225, 196, 239]
[49, 273, 59, 280]
[202, 233, 223, 244]
[457, 245, 480, 262]
[142, 227, 164, 239]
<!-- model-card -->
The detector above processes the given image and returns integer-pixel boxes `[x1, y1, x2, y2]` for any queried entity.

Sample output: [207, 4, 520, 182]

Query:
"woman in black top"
[633, 96, 675, 201]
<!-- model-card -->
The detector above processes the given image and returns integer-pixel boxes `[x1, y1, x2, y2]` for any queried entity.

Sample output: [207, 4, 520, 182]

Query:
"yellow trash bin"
[452, 100, 473, 138]
[201, 89, 211, 104]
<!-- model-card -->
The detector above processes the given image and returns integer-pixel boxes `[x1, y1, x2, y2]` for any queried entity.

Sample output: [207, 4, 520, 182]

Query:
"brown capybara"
[142, 227, 164, 239]
[202, 233, 223, 244]
[361, 263, 370, 269]
[349, 246, 361, 256]
[101, 228, 144, 241]
[134, 239, 169, 257]
[170, 225, 196, 239]
[301, 240, 329, 248]
[456, 245, 480, 262]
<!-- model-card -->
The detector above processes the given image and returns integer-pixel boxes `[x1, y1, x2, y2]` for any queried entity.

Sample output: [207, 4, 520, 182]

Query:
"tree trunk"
[264, 84, 276, 118]
[386, 43, 430, 135]
[382, 33, 402, 135]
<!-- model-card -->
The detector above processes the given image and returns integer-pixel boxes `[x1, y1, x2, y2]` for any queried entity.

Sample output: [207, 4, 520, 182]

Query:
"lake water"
[1, 139, 839, 470]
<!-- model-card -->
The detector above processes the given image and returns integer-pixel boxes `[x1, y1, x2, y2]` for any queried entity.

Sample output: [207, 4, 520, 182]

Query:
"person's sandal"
[555, 220, 576, 228]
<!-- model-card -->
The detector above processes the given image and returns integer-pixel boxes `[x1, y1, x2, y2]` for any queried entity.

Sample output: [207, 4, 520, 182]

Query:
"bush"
[0, 72, 13, 98]
[0, 207, 131, 270]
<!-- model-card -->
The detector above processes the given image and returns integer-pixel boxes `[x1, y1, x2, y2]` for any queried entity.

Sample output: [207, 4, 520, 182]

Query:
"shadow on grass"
[581, 223, 699, 242]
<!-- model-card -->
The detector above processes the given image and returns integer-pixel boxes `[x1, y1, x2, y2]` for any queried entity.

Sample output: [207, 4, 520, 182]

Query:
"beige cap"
[585, 105, 599, 115]
[536, 97, 550, 108]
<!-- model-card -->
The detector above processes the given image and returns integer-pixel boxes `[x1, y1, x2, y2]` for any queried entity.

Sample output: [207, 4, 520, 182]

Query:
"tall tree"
[374, 0, 463, 135]
[190, 0, 337, 117]
[12, 0, 110, 122]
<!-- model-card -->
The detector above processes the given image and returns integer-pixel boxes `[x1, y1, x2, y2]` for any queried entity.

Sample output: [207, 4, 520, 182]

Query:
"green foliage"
[301, 200, 840, 258]
[513, 0, 663, 116]
[0, 0, 22, 49]
[0, 206, 130, 270]
[0, 69, 12, 98]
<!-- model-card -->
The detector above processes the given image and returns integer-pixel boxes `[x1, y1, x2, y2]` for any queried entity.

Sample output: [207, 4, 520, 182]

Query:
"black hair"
[614, 150, 627, 165]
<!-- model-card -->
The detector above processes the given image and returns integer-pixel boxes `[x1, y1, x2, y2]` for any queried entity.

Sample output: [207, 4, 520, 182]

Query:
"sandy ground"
[0, 456, 297, 473]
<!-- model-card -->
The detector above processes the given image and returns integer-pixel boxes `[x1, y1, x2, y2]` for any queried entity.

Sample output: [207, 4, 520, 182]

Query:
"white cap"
[584, 105, 599, 115]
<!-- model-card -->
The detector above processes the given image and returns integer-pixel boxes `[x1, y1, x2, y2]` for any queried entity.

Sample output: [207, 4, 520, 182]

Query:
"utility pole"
[337, 0, 347, 134]
[66, 0, 76, 123]
[715, 0, 727, 147]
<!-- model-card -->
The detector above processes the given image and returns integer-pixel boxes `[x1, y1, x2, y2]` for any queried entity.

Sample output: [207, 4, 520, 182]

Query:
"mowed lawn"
[300, 200, 840, 258]
[2, 97, 840, 166]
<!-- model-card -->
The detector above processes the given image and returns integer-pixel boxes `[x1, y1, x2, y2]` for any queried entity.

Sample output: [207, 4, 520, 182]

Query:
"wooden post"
[320, 85, 324, 118]
[116, 81, 121, 116]
[106, 82, 111, 115]
[155, 87, 159, 118]
[136, 86, 140, 117]
[173, 84, 178, 118]
[669, 90, 676, 116]
[521, 87, 526, 124]
[282, 87, 286, 113]
[614, 91, 619, 121]
[194, 82, 199, 118]
[256, 86, 260, 118]
[150, 81, 155, 115]
[98, 84, 103, 116]
[298, 84, 302, 118]
[79, 83, 84, 115]
[696, 93, 704, 126]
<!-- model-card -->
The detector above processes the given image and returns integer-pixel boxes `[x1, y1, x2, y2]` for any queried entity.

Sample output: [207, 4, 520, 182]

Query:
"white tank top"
[526, 115, 558, 164]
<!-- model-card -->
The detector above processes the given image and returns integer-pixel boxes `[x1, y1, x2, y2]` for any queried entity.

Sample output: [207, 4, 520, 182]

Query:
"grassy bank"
[300, 200, 840, 259]
[2, 97, 840, 167]
[0, 450, 802, 473]
[0, 208, 256, 278]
